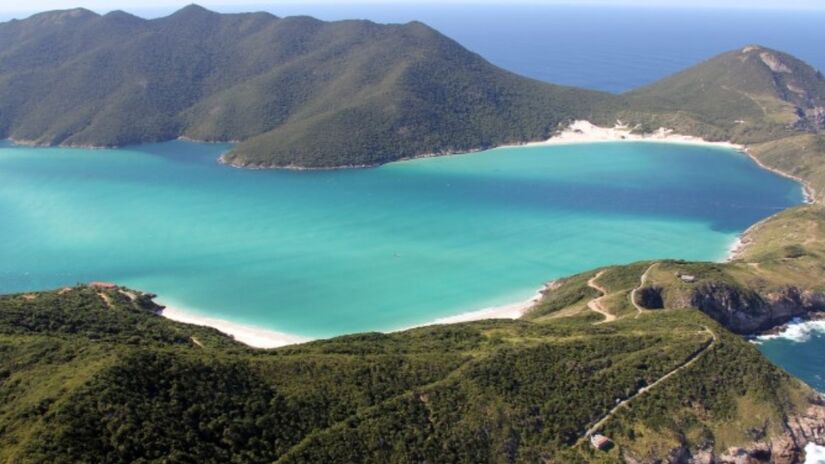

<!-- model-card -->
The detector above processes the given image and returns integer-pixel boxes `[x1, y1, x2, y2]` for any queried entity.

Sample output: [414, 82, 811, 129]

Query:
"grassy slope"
[518, 205, 825, 460]
[622, 46, 825, 142]
[527, 206, 825, 330]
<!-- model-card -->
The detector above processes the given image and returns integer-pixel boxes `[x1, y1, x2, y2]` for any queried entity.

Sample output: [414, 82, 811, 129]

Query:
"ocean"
[74, 3, 825, 94]
[0, 140, 802, 339]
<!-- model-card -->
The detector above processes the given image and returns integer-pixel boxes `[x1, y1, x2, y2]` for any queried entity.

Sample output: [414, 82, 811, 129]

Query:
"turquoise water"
[0, 140, 803, 338]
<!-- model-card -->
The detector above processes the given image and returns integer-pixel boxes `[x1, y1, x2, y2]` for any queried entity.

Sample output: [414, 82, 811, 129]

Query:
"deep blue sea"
[91, 3, 825, 94]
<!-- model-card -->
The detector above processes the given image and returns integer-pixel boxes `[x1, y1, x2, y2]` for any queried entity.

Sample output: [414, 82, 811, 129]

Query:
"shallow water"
[0, 140, 803, 338]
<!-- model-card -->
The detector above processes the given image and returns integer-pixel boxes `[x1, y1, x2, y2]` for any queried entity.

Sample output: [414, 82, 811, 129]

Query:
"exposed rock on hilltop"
[623, 45, 825, 143]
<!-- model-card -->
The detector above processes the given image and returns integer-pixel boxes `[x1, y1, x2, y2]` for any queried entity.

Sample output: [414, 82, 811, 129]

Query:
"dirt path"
[586, 271, 616, 324]
[579, 326, 717, 442]
[97, 292, 113, 309]
[631, 263, 657, 318]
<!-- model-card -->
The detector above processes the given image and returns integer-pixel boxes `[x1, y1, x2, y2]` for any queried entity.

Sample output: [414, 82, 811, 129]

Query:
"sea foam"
[805, 443, 825, 464]
[755, 318, 825, 344]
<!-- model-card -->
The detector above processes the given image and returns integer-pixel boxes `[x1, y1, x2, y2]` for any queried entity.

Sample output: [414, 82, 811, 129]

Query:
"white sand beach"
[414, 284, 552, 327]
[528, 120, 745, 149]
[161, 305, 310, 348]
[159, 283, 552, 349]
[532, 120, 815, 204]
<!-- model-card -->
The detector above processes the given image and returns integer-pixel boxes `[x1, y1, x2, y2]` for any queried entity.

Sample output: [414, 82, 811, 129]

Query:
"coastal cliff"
[685, 283, 825, 334]
[613, 206, 825, 336]
[622, 397, 825, 463]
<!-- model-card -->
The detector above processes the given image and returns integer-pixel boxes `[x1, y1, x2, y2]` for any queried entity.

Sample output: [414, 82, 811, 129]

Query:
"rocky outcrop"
[794, 106, 825, 131]
[714, 397, 825, 464]
[687, 283, 825, 334]
[760, 52, 793, 74]
[622, 396, 825, 463]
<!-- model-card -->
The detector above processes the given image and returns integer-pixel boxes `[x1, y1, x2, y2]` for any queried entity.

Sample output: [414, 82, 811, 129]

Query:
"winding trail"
[586, 271, 616, 324]
[631, 262, 658, 318]
[579, 325, 718, 443]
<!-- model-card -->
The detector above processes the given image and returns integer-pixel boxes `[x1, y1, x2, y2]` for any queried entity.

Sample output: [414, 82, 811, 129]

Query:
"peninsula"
[1, 5, 825, 464]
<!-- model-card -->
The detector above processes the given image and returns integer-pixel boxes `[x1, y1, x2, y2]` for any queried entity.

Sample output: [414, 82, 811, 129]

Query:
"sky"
[2, 0, 825, 16]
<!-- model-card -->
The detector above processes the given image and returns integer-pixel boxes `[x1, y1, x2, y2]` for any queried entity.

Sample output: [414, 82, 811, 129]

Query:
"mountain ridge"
[1, 4, 612, 167]
[2, 6, 823, 173]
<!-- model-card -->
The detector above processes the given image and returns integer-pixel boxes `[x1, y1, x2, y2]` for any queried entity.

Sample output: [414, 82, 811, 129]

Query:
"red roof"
[89, 281, 117, 289]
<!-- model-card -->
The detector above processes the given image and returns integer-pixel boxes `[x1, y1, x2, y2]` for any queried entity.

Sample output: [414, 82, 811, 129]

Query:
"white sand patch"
[398, 284, 553, 331]
[161, 305, 310, 349]
[525, 120, 745, 150]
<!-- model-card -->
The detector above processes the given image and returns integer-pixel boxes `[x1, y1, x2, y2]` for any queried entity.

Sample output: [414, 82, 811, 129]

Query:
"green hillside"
[0, 5, 614, 168]
[622, 45, 825, 143]
[1, 7, 824, 172]
[0, 276, 820, 463]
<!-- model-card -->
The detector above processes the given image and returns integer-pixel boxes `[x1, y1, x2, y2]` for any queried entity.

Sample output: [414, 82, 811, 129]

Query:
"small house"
[590, 433, 612, 450]
[679, 274, 696, 283]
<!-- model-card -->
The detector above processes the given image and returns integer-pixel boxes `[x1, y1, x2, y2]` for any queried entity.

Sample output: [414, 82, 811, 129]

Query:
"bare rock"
[760, 52, 793, 74]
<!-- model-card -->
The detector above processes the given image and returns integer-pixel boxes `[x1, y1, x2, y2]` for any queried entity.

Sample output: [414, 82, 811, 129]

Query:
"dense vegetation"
[3, 7, 822, 176]
[0, 5, 614, 168]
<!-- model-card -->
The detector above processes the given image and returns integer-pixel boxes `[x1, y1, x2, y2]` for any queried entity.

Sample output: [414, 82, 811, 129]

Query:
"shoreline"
[160, 305, 310, 348]
[158, 283, 553, 349]
[503, 120, 815, 204]
[398, 282, 553, 329]
[157, 120, 814, 348]
[752, 314, 825, 344]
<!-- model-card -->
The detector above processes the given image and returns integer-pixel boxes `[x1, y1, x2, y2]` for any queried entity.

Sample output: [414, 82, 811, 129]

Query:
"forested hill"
[0, 4, 613, 168]
[1, 7, 824, 171]
[1, 278, 823, 463]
